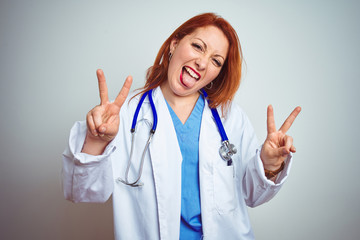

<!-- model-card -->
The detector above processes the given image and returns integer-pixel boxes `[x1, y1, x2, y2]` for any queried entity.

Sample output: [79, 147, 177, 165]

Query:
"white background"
[1, 0, 359, 239]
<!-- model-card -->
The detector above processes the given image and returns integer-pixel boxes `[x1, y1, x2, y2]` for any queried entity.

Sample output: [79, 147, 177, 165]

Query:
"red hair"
[137, 13, 243, 113]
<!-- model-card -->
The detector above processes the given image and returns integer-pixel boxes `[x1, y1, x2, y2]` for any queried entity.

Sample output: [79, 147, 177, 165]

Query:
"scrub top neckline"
[165, 95, 205, 129]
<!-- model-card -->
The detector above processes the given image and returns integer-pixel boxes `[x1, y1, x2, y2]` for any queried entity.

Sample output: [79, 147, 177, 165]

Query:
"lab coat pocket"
[213, 164, 236, 214]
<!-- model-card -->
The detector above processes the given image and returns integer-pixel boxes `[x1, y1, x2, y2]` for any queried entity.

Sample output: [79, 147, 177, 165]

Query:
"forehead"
[186, 26, 229, 56]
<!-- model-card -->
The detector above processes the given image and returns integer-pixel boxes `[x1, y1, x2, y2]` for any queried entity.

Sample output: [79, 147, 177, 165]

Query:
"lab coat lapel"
[148, 87, 182, 239]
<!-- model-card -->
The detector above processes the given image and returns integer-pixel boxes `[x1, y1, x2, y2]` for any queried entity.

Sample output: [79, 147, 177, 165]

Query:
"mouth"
[184, 66, 200, 80]
[180, 66, 201, 88]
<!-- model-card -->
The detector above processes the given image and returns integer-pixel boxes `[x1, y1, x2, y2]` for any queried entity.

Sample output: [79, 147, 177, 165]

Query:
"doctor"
[62, 13, 301, 240]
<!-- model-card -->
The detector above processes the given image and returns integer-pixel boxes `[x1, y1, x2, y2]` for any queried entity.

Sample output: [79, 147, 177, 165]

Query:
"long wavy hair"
[137, 13, 243, 113]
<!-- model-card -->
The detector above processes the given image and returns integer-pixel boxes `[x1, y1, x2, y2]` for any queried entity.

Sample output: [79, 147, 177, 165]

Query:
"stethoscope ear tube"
[131, 89, 157, 133]
[131, 91, 148, 133]
[148, 89, 157, 132]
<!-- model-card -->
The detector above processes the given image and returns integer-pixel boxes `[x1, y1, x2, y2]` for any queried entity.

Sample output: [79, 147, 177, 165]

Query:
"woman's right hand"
[82, 69, 133, 155]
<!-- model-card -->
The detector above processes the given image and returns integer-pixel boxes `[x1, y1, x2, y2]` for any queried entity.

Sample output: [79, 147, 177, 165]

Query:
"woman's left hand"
[260, 105, 301, 172]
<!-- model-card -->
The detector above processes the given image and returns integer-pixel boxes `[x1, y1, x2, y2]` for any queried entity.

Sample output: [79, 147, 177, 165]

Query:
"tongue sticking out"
[180, 67, 198, 88]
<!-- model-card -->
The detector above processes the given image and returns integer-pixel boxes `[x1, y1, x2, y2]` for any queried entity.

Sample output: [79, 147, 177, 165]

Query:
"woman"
[62, 13, 301, 239]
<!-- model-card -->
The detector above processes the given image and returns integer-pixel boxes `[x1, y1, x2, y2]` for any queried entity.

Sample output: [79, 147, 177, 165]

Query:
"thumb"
[99, 120, 119, 137]
[277, 147, 290, 157]
[98, 125, 107, 134]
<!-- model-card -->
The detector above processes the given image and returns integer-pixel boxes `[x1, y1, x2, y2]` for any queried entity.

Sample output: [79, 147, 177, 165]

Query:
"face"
[164, 26, 229, 99]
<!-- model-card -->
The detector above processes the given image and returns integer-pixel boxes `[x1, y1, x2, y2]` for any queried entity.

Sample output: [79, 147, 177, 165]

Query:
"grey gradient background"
[1, 0, 359, 239]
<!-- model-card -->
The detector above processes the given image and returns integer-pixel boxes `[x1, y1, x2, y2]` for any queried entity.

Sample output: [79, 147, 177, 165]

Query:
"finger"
[290, 145, 296, 153]
[87, 113, 98, 137]
[98, 124, 106, 134]
[279, 106, 302, 133]
[283, 135, 293, 152]
[99, 122, 114, 136]
[97, 69, 109, 105]
[267, 105, 276, 134]
[98, 115, 118, 136]
[114, 75, 133, 107]
[277, 147, 290, 157]
[92, 110, 103, 132]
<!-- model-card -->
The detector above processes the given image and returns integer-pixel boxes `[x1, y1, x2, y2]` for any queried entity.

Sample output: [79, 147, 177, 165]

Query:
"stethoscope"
[118, 89, 237, 187]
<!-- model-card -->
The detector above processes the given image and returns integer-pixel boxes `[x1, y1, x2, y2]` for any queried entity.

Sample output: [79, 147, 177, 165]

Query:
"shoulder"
[120, 87, 159, 120]
[123, 89, 143, 108]
[119, 89, 141, 119]
[223, 101, 247, 121]
[221, 101, 254, 132]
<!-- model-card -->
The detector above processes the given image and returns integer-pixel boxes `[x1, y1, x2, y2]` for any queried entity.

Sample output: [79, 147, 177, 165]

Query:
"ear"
[170, 38, 179, 52]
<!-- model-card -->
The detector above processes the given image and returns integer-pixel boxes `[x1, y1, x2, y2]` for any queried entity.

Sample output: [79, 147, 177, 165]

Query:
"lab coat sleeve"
[243, 149, 292, 207]
[233, 106, 293, 208]
[62, 121, 116, 203]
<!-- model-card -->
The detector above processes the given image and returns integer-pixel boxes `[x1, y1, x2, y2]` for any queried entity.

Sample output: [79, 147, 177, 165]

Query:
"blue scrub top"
[166, 95, 205, 240]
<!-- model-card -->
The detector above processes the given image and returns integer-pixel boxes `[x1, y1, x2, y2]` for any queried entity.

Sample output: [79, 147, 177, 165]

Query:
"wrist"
[264, 161, 285, 179]
[81, 132, 111, 155]
[263, 162, 282, 172]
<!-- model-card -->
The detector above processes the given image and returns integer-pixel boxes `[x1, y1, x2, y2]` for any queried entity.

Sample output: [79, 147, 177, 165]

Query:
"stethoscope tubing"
[131, 89, 157, 133]
[119, 89, 157, 187]
[201, 89, 229, 142]
[119, 88, 236, 187]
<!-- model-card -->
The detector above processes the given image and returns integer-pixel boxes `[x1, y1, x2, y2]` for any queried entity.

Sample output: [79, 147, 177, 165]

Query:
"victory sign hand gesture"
[260, 105, 301, 176]
[82, 69, 133, 155]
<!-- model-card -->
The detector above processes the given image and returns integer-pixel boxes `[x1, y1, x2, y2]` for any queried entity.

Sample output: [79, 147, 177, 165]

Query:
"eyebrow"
[195, 38, 207, 51]
[195, 37, 225, 61]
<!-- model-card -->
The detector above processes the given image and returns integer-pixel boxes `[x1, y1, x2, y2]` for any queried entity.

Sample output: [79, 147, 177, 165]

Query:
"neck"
[160, 82, 200, 108]
[160, 82, 200, 124]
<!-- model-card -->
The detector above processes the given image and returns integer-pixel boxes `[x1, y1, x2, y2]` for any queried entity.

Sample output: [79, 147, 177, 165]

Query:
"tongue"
[181, 68, 197, 88]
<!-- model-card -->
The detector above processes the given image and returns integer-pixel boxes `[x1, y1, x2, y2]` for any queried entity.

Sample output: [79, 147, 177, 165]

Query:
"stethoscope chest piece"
[119, 88, 238, 187]
[219, 140, 237, 165]
[201, 89, 237, 166]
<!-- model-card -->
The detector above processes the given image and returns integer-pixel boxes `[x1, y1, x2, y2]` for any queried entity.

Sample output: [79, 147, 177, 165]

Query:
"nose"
[195, 56, 207, 71]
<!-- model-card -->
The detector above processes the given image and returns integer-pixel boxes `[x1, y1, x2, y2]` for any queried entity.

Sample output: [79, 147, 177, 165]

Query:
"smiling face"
[162, 26, 229, 101]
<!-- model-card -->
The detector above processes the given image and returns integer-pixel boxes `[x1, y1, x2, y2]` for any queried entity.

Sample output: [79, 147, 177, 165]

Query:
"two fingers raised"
[97, 69, 133, 108]
[266, 105, 301, 158]
[267, 105, 301, 134]
[87, 69, 133, 138]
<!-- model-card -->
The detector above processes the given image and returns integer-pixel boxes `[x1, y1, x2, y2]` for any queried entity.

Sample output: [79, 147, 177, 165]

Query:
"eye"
[192, 43, 203, 51]
[212, 58, 222, 67]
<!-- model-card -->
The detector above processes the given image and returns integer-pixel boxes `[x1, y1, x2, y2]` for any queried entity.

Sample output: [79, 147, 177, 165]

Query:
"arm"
[61, 69, 133, 203]
[233, 106, 300, 207]
[260, 105, 301, 179]
[62, 121, 116, 203]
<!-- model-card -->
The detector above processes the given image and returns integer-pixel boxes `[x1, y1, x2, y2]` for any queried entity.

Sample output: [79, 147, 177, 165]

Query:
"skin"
[161, 26, 229, 123]
[82, 26, 301, 181]
[261, 105, 301, 174]
[81, 69, 132, 155]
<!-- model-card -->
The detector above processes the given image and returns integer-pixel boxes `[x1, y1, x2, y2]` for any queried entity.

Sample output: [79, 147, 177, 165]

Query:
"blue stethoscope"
[118, 89, 237, 187]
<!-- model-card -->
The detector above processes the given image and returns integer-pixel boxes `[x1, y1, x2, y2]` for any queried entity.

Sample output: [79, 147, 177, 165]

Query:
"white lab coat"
[62, 86, 292, 240]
